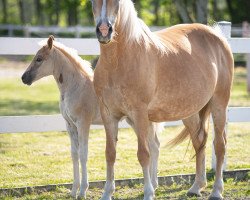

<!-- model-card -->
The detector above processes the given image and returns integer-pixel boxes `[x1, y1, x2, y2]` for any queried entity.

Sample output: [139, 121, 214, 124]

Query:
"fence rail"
[0, 107, 249, 134]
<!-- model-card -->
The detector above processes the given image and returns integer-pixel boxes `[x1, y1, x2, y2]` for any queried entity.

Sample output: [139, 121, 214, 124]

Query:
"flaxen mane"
[39, 40, 93, 78]
[53, 42, 94, 78]
[118, 0, 166, 53]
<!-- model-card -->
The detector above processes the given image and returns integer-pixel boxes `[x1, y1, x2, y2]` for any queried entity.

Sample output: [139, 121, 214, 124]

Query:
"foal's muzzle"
[21, 71, 33, 85]
[96, 21, 113, 44]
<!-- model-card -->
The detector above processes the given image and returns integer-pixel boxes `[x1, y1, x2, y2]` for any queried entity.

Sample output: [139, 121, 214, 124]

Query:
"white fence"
[0, 21, 250, 170]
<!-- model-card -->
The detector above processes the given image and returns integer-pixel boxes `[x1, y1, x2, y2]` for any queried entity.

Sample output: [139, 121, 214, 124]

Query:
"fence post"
[24, 24, 30, 38]
[211, 21, 231, 171]
[75, 25, 81, 38]
[242, 21, 250, 93]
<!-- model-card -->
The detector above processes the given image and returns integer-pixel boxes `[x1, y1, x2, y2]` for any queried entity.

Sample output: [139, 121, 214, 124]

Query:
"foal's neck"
[53, 49, 85, 95]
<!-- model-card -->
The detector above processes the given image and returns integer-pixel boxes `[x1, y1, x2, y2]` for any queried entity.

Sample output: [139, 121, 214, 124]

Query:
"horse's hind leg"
[148, 123, 160, 190]
[183, 111, 208, 197]
[209, 97, 228, 200]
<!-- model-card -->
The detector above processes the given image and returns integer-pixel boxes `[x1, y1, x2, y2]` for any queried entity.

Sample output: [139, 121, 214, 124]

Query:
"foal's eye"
[36, 57, 42, 62]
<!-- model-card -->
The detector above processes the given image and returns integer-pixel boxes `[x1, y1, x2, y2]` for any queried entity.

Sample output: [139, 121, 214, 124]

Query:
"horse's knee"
[213, 137, 225, 158]
[137, 145, 150, 167]
[106, 146, 116, 164]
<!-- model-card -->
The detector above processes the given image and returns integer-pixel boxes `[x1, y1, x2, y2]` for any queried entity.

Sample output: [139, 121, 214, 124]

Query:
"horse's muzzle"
[21, 71, 33, 85]
[96, 21, 113, 44]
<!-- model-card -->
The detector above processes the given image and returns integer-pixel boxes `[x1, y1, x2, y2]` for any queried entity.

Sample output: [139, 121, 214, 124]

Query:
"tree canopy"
[0, 0, 249, 26]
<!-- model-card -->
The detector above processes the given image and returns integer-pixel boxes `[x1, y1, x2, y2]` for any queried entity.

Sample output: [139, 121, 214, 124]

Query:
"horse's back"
[148, 24, 234, 122]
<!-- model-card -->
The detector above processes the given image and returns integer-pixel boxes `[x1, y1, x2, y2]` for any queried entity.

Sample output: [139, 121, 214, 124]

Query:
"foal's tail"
[168, 103, 211, 154]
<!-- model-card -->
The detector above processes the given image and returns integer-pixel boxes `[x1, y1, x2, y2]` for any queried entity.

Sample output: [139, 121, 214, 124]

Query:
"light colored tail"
[168, 103, 211, 153]
[154, 122, 165, 135]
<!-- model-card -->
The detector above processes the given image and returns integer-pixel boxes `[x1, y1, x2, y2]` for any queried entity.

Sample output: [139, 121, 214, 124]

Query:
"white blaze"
[101, 0, 107, 21]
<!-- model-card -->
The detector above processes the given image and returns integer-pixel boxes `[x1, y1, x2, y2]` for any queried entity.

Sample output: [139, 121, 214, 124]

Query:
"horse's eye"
[36, 57, 42, 62]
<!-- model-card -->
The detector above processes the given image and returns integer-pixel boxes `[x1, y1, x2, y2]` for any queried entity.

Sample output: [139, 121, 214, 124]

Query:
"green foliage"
[0, 0, 249, 28]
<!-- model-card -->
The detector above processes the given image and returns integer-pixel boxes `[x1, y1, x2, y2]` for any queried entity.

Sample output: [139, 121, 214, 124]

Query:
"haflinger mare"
[21, 36, 163, 199]
[91, 0, 234, 200]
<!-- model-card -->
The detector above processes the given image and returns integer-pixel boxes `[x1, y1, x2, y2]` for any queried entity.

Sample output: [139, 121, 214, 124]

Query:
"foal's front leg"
[76, 118, 91, 199]
[67, 123, 80, 198]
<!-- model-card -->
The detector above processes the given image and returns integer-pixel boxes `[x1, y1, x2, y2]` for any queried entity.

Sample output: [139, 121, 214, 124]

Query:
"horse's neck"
[53, 49, 84, 95]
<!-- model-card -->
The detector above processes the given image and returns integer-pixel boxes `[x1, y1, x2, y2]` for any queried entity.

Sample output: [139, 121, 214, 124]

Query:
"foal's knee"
[71, 149, 79, 161]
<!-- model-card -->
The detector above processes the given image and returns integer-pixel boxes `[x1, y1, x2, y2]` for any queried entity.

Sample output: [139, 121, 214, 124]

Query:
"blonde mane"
[53, 42, 94, 78]
[117, 0, 166, 53]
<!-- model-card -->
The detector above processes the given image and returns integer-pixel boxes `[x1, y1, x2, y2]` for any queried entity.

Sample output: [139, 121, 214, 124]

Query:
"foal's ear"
[47, 35, 54, 50]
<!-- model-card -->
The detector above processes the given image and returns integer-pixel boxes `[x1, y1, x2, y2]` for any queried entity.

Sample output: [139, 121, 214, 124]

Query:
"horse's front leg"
[100, 107, 119, 200]
[131, 109, 155, 200]
[76, 118, 91, 199]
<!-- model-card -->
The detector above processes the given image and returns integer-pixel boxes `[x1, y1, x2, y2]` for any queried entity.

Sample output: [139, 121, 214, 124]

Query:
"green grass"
[1, 178, 249, 199]
[0, 77, 59, 116]
[0, 123, 249, 189]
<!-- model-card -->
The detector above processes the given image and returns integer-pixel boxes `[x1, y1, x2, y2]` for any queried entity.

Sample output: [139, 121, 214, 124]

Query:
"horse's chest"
[102, 85, 132, 113]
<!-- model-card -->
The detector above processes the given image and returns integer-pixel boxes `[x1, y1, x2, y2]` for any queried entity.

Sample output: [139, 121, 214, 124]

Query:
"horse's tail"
[168, 103, 211, 152]
[154, 122, 165, 135]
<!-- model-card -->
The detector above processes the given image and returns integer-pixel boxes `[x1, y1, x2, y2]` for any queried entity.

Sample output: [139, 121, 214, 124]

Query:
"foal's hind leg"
[209, 97, 228, 200]
[76, 117, 91, 199]
[183, 114, 208, 197]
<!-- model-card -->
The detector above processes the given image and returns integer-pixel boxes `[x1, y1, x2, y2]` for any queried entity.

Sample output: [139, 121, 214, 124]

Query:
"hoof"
[77, 193, 86, 200]
[187, 191, 202, 197]
[71, 192, 77, 199]
[208, 197, 223, 200]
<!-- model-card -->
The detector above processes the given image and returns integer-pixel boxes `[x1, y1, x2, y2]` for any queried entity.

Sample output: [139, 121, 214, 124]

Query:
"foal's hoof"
[187, 191, 202, 197]
[77, 194, 87, 200]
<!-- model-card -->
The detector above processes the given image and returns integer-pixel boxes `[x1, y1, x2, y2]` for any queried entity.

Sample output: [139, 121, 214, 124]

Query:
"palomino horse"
[21, 36, 103, 199]
[91, 0, 234, 199]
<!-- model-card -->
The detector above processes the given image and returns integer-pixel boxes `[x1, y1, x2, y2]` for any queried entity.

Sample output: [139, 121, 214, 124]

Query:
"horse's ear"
[47, 35, 54, 50]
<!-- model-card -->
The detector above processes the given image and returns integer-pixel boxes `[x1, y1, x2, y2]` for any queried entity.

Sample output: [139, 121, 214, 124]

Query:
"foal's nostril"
[21, 71, 32, 85]
[21, 73, 26, 82]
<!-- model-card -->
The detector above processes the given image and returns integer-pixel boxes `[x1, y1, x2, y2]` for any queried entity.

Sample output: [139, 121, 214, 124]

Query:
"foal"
[22, 36, 102, 198]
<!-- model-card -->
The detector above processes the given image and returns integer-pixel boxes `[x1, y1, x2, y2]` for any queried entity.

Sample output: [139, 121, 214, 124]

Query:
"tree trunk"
[35, 0, 44, 25]
[153, 0, 160, 25]
[67, 0, 78, 26]
[19, 0, 31, 24]
[54, 0, 60, 25]
[174, 0, 193, 23]
[212, 0, 218, 21]
[18, 0, 26, 24]
[1, 0, 8, 23]
[195, 0, 208, 24]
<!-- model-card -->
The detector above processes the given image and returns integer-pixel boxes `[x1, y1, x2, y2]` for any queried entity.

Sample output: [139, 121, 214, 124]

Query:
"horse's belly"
[148, 86, 214, 122]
